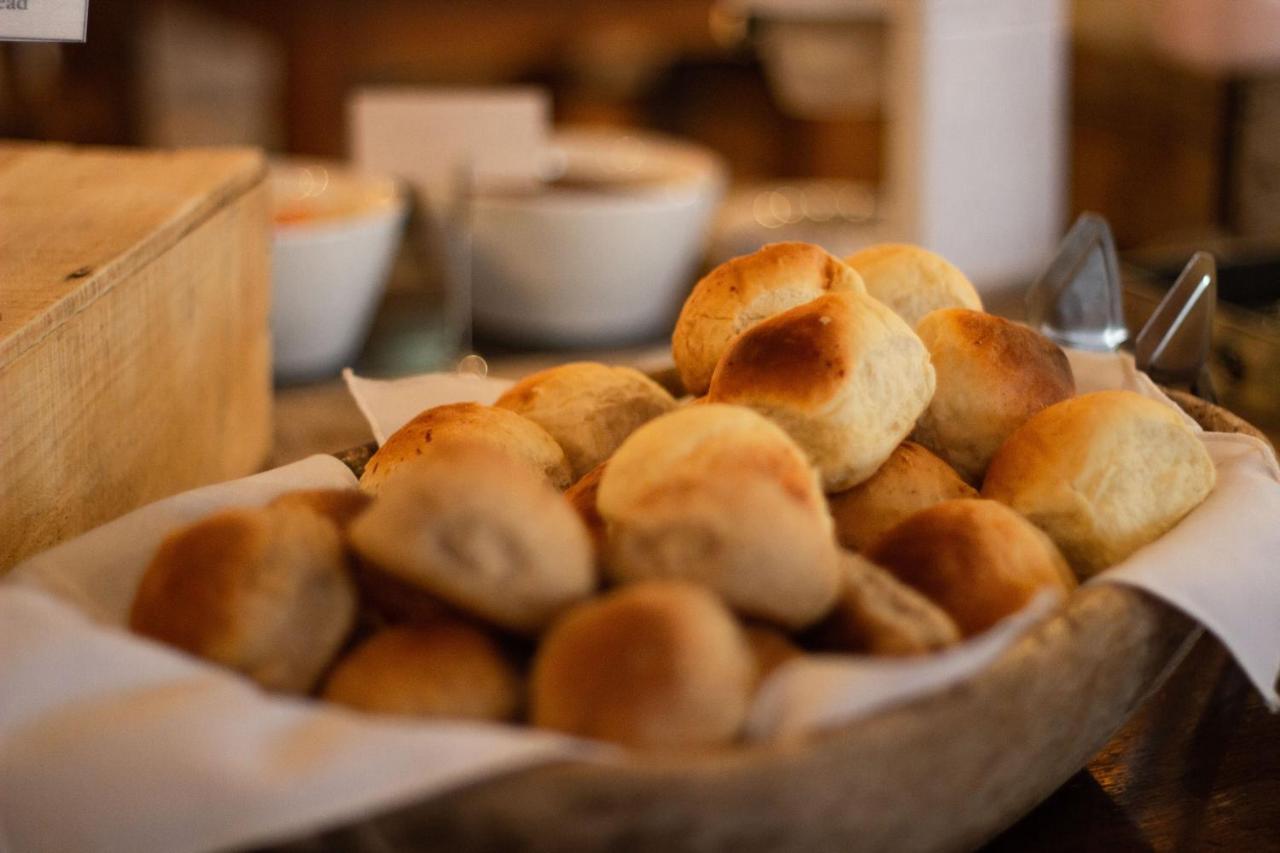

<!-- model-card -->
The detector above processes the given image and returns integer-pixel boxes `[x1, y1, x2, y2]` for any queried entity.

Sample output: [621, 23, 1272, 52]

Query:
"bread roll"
[868, 499, 1076, 636]
[495, 362, 677, 479]
[350, 444, 595, 634]
[982, 390, 1216, 577]
[598, 404, 839, 629]
[323, 621, 521, 721]
[844, 243, 981, 327]
[827, 441, 977, 552]
[269, 488, 372, 531]
[818, 551, 961, 655]
[672, 242, 865, 395]
[130, 505, 356, 693]
[742, 624, 803, 684]
[353, 562, 452, 626]
[708, 291, 936, 491]
[531, 581, 755, 749]
[913, 309, 1075, 483]
[564, 461, 607, 558]
[360, 402, 572, 494]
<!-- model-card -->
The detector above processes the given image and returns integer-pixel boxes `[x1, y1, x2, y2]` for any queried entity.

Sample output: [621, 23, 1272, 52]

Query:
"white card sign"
[349, 87, 549, 211]
[0, 0, 89, 42]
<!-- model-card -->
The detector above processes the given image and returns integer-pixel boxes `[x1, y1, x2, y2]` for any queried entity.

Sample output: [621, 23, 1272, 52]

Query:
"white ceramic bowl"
[270, 161, 407, 381]
[468, 128, 726, 346]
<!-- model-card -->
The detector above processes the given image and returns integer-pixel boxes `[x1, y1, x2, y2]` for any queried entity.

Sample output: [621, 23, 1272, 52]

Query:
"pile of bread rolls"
[129, 241, 1216, 751]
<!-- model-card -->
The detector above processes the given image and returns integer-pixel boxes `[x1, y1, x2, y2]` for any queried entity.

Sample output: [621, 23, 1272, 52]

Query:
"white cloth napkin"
[342, 368, 512, 445]
[3, 353, 1278, 853]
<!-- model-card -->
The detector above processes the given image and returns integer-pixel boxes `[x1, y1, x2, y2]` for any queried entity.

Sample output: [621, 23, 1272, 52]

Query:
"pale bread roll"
[827, 441, 977, 552]
[844, 243, 981, 327]
[914, 309, 1075, 483]
[708, 291, 936, 491]
[323, 621, 521, 721]
[349, 444, 595, 634]
[982, 390, 1216, 577]
[531, 581, 755, 749]
[598, 404, 840, 629]
[818, 551, 961, 655]
[130, 505, 356, 694]
[672, 242, 865, 395]
[869, 499, 1076, 636]
[495, 362, 677, 479]
[360, 402, 572, 494]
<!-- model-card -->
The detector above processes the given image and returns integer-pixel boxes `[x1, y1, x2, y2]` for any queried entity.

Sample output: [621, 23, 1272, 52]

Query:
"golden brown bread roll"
[708, 291, 936, 491]
[742, 624, 804, 684]
[564, 461, 607, 559]
[818, 551, 961, 655]
[359, 402, 572, 494]
[531, 581, 756, 749]
[349, 444, 595, 634]
[868, 499, 1076, 636]
[982, 389, 1216, 577]
[323, 620, 521, 721]
[597, 404, 839, 629]
[913, 309, 1075, 483]
[352, 562, 452, 626]
[844, 243, 982, 327]
[494, 362, 677, 479]
[269, 488, 372, 531]
[672, 242, 866, 395]
[827, 441, 977, 552]
[130, 505, 357, 693]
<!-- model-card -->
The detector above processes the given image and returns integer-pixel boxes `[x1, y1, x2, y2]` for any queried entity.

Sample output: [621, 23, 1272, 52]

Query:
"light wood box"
[0, 142, 271, 572]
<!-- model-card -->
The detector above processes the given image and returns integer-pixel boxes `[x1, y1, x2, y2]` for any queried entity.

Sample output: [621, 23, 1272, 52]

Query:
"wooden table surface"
[274, 368, 1280, 853]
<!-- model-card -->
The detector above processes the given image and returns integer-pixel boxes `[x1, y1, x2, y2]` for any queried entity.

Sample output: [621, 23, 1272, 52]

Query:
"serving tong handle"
[1133, 252, 1219, 404]
[1026, 212, 1128, 353]
[1027, 212, 1218, 402]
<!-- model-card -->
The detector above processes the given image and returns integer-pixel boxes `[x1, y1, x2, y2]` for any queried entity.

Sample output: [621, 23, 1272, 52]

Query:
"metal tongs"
[1027, 213, 1219, 403]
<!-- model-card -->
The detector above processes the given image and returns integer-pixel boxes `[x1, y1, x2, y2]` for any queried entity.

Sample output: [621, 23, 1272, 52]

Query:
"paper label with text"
[0, 0, 88, 42]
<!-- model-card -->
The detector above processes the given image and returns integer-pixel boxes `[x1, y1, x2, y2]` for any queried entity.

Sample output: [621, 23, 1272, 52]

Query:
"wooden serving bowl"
[285, 391, 1263, 853]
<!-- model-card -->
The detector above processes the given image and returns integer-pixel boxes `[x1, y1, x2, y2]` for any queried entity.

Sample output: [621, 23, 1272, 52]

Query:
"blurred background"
[5, 0, 1276, 244]
[5, 0, 1278, 438]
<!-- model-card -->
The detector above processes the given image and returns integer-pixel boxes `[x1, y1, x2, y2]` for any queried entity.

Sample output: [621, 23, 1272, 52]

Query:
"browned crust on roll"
[130, 505, 356, 693]
[131, 510, 264, 655]
[869, 499, 1075, 637]
[827, 441, 977, 553]
[913, 309, 1075, 483]
[361, 402, 571, 493]
[688, 242, 855, 305]
[672, 242, 865, 396]
[494, 363, 677, 480]
[323, 621, 522, 721]
[709, 294, 852, 410]
[565, 461, 608, 558]
[531, 581, 756, 749]
[817, 551, 961, 655]
[935, 309, 1074, 409]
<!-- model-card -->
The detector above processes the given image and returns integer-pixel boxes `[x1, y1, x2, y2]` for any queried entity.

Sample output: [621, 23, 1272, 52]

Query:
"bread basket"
[259, 390, 1266, 853]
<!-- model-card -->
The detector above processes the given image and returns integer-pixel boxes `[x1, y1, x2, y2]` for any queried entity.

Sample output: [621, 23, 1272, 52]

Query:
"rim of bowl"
[469, 127, 727, 213]
[270, 159, 408, 239]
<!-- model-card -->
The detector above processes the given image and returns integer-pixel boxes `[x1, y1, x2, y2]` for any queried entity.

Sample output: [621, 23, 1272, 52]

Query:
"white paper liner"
[3, 352, 1278, 853]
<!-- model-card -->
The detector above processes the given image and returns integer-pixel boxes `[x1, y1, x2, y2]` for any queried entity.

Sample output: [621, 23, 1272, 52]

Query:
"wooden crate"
[0, 142, 271, 572]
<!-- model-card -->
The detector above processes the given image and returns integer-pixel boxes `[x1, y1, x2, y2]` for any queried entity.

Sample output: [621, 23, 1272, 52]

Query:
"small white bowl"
[270, 161, 407, 381]
[468, 128, 726, 346]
